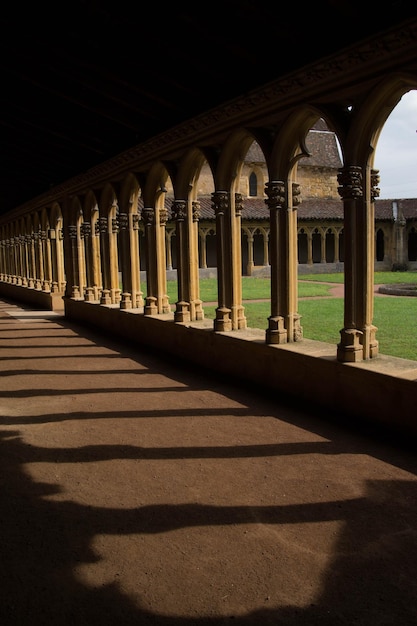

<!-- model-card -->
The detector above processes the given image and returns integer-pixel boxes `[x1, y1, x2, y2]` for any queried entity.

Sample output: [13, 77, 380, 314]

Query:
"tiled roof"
[299, 130, 342, 169]
[157, 197, 417, 222]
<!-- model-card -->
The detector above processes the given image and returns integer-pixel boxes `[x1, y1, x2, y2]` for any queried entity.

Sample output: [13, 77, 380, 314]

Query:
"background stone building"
[159, 119, 417, 276]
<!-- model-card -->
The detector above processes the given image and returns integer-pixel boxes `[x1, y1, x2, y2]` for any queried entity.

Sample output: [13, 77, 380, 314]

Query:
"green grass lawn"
[165, 271, 417, 361]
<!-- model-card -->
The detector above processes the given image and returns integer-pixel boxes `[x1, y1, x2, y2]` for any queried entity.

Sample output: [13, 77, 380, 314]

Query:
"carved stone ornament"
[112, 217, 119, 233]
[98, 216, 108, 234]
[292, 183, 302, 207]
[142, 207, 154, 227]
[172, 200, 187, 222]
[211, 191, 229, 216]
[118, 213, 129, 230]
[192, 200, 201, 222]
[81, 222, 91, 238]
[337, 166, 363, 200]
[159, 206, 169, 225]
[132, 213, 140, 230]
[371, 169, 380, 202]
[235, 193, 243, 217]
[264, 181, 285, 210]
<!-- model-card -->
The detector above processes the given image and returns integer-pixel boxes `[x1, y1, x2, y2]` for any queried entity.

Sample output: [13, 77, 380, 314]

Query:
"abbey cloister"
[1, 21, 417, 435]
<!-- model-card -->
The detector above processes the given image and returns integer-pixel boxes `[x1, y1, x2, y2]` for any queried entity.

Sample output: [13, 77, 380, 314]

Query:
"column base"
[214, 306, 232, 332]
[174, 300, 191, 323]
[266, 315, 287, 344]
[337, 327, 363, 362]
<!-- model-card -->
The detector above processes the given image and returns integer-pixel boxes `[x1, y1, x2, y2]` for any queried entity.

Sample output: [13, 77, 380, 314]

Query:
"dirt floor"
[1, 295, 417, 625]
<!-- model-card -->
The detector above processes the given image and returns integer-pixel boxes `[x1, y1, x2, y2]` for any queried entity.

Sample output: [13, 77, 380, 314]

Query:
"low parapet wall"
[0, 282, 65, 311]
[64, 297, 417, 439]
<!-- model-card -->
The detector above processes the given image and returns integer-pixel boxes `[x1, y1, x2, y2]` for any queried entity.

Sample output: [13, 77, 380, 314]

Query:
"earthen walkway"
[1, 296, 417, 625]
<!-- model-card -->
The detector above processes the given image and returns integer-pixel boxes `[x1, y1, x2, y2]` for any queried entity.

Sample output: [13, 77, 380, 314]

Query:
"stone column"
[334, 228, 340, 263]
[337, 166, 379, 361]
[109, 212, 121, 304]
[41, 229, 52, 291]
[33, 229, 43, 290]
[10, 237, 17, 283]
[98, 216, 111, 304]
[307, 231, 313, 265]
[26, 234, 33, 287]
[232, 193, 246, 329]
[171, 198, 204, 322]
[130, 213, 144, 308]
[81, 222, 95, 301]
[263, 230, 269, 267]
[265, 181, 302, 344]
[320, 229, 326, 263]
[172, 199, 190, 322]
[190, 201, 204, 320]
[142, 203, 170, 316]
[246, 230, 254, 276]
[265, 181, 287, 344]
[68, 225, 81, 298]
[199, 228, 208, 269]
[211, 190, 246, 330]
[118, 212, 133, 309]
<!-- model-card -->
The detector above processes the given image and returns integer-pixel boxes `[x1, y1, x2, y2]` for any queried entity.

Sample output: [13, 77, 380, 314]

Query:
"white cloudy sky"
[374, 90, 417, 199]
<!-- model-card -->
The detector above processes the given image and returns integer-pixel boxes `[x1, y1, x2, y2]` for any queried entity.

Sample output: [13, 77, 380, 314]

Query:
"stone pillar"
[171, 198, 204, 322]
[320, 228, 326, 263]
[81, 222, 95, 301]
[263, 230, 269, 266]
[212, 191, 232, 331]
[232, 193, 246, 329]
[41, 229, 52, 292]
[142, 203, 170, 316]
[212, 191, 245, 331]
[199, 228, 208, 269]
[118, 212, 133, 309]
[190, 201, 204, 320]
[110, 212, 121, 304]
[26, 234, 33, 287]
[337, 166, 379, 361]
[98, 216, 111, 304]
[130, 213, 144, 308]
[68, 224, 81, 298]
[265, 181, 287, 344]
[166, 229, 173, 271]
[211, 191, 246, 331]
[307, 231, 313, 265]
[334, 228, 340, 263]
[265, 181, 302, 344]
[172, 199, 190, 323]
[246, 231, 254, 276]
[34, 229, 43, 290]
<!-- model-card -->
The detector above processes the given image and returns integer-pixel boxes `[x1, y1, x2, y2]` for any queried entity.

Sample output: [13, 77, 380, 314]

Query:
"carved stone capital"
[192, 200, 201, 222]
[118, 212, 129, 230]
[337, 166, 363, 200]
[172, 200, 187, 222]
[264, 181, 285, 210]
[292, 183, 302, 207]
[211, 191, 229, 216]
[68, 225, 78, 239]
[98, 216, 108, 234]
[81, 222, 91, 238]
[235, 193, 243, 217]
[159, 206, 169, 225]
[371, 169, 380, 202]
[142, 207, 154, 227]
[132, 213, 140, 230]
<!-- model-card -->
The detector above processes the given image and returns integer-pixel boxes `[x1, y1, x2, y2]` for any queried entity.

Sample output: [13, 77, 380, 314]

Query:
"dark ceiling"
[0, 1, 415, 214]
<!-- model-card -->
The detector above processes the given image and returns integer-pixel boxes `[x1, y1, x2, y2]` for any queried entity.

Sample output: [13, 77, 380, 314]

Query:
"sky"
[374, 90, 417, 199]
